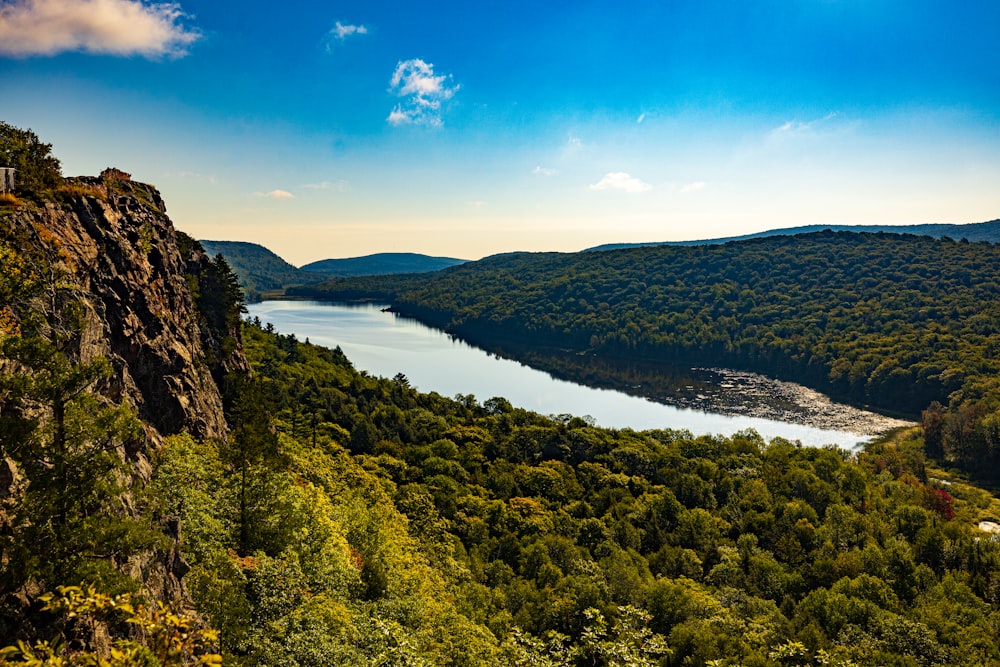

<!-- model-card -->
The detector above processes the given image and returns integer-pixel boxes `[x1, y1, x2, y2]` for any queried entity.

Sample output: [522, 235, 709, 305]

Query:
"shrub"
[0, 121, 64, 199]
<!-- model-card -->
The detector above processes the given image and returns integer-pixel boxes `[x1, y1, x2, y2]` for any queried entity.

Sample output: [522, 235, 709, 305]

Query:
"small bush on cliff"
[0, 121, 64, 200]
[0, 585, 221, 666]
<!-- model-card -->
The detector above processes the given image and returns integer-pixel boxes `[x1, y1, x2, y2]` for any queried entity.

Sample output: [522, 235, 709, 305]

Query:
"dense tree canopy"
[198, 240, 329, 302]
[146, 317, 1000, 666]
[4, 234, 1000, 664]
[290, 231, 1000, 479]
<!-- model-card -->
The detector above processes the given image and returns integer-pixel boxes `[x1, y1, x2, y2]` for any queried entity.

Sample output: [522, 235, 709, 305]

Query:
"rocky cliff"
[6, 171, 244, 453]
[0, 169, 249, 623]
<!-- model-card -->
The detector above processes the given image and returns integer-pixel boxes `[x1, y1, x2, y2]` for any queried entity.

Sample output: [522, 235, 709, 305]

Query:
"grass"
[57, 182, 108, 202]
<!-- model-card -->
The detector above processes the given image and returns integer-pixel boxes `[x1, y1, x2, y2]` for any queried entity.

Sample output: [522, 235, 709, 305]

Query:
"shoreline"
[681, 367, 916, 436]
[249, 299, 917, 439]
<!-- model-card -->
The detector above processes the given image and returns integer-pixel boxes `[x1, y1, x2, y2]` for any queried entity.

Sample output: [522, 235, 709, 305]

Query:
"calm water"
[247, 300, 869, 448]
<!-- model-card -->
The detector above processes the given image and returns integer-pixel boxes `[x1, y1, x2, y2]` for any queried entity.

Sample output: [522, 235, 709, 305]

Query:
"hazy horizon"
[3, 0, 999, 265]
[205, 216, 997, 266]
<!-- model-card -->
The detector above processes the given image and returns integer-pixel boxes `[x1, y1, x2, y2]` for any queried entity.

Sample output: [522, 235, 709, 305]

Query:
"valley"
[3, 121, 1000, 666]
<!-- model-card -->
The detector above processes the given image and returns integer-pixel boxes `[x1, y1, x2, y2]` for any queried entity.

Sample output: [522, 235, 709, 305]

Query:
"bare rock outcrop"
[8, 173, 244, 447]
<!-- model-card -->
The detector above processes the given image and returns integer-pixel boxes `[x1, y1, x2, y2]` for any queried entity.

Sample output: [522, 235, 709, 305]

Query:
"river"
[246, 300, 911, 448]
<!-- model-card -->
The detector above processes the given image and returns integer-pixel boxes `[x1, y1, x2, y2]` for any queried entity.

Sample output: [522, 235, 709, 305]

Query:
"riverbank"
[472, 341, 914, 438]
[253, 298, 916, 439]
[247, 300, 879, 447]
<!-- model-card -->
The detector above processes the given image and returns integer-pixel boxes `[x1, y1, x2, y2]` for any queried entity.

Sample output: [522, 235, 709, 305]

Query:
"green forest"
[289, 234, 1000, 480]
[199, 240, 329, 302]
[156, 319, 1000, 666]
[7, 235, 1000, 663]
[3, 122, 1000, 666]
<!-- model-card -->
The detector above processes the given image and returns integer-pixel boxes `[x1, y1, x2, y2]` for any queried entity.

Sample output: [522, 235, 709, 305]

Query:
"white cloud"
[680, 181, 706, 193]
[331, 21, 367, 40]
[257, 189, 295, 200]
[533, 166, 557, 176]
[637, 113, 646, 124]
[589, 172, 652, 193]
[387, 107, 411, 125]
[0, 0, 199, 58]
[302, 180, 349, 192]
[387, 58, 459, 126]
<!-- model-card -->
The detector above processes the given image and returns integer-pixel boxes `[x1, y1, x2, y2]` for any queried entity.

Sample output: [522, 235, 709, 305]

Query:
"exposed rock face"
[0, 171, 248, 629]
[8, 174, 244, 446]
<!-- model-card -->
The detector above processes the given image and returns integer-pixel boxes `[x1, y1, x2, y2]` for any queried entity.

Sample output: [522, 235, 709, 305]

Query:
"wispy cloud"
[302, 180, 349, 192]
[769, 112, 840, 139]
[164, 170, 217, 185]
[331, 21, 367, 40]
[589, 172, 652, 193]
[680, 181, 706, 193]
[637, 113, 646, 124]
[387, 58, 459, 127]
[533, 166, 557, 176]
[0, 0, 199, 58]
[257, 189, 295, 200]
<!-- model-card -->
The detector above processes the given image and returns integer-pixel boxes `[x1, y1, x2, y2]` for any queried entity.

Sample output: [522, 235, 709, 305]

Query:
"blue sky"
[2, 0, 998, 262]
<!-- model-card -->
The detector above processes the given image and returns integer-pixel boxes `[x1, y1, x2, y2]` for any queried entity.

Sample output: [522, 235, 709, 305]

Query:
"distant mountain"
[199, 240, 330, 299]
[198, 244, 469, 299]
[584, 219, 1000, 251]
[300, 252, 468, 276]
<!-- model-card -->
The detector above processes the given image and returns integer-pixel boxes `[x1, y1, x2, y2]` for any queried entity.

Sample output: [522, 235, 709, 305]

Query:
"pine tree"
[0, 232, 159, 598]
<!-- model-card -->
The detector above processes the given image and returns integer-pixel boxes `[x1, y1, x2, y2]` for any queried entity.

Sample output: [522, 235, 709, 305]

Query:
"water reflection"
[246, 300, 900, 448]
[477, 344, 911, 436]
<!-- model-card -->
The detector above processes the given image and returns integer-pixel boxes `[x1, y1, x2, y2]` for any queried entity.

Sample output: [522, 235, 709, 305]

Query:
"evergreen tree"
[0, 233, 158, 599]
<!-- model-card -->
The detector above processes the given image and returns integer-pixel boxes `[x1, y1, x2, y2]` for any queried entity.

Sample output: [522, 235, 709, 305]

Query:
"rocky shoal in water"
[676, 367, 915, 437]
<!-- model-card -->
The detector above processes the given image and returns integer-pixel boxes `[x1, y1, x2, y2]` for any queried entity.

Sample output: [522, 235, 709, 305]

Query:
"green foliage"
[9, 289, 997, 664]
[8, 146, 999, 667]
[0, 121, 63, 199]
[291, 231, 1000, 480]
[0, 585, 221, 666]
[149, 321, 1000, 665]
[198, 240, 329, 302]
[198, 252, 247, 341]
[175, 233, 249, 382]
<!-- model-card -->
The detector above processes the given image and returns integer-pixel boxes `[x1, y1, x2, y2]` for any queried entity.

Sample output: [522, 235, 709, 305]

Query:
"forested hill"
[300, 251, 468, 276]
[290, 231, 1000, 476]
[200, 239, 331, 299]
[178, 320, 1000, 665]
[585, 219, 1000, 251]
[197, 242, 469, 300]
